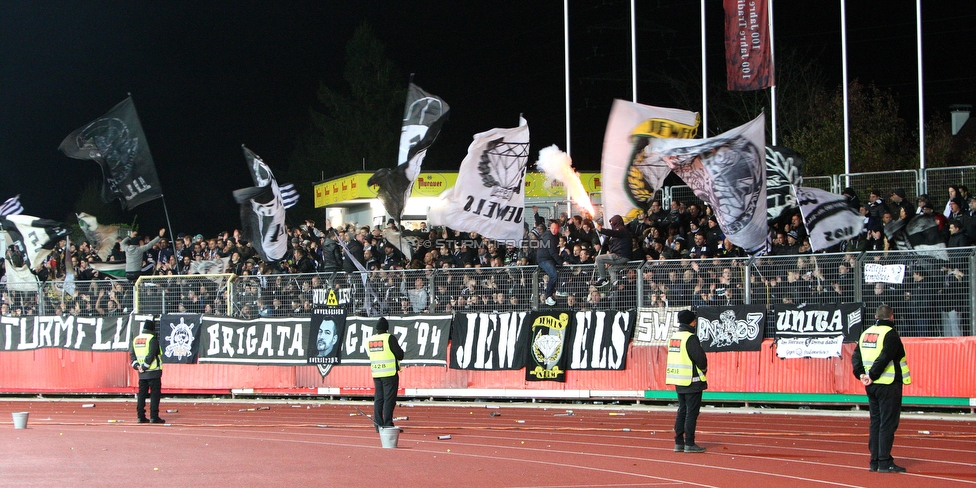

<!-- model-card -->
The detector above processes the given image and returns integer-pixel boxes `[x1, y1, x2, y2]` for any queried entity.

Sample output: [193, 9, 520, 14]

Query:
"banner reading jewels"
[774, 303, 864, 359]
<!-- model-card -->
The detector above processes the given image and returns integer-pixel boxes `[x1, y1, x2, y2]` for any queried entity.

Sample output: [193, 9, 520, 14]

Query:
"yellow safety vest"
[367, 333, 397, 378]
[665, 331, 706, 386]
[132, 332, 162, 372]
[858, 325, 911, 385]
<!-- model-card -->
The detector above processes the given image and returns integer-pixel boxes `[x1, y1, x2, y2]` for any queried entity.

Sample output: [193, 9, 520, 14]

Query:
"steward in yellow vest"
[367, 318, 404, 430]
[666, 310, 708, 453]
[851, 305, 909, 473]
[129, 319, 165, 423]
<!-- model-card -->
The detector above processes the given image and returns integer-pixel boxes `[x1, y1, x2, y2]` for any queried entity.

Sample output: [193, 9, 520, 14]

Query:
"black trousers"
[674, 391, 703, 446]
[373, 375, 399, 428]
[866, 382, 903, 467]
[137, 376, 162, 420]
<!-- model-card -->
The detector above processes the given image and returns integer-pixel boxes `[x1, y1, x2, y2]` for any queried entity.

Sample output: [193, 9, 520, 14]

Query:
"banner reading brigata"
[774, 303, 864, 359]
[696, 305, 765, 352]
[338, 315, 452, 366]
[1, 315, 135, 351]
[199, 316, 310, 365]
[723, 0, 774, 91]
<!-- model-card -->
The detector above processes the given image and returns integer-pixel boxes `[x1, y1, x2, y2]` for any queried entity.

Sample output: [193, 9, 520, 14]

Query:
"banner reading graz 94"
[1, 315, 134, 351]
[339, 315, 452, 366]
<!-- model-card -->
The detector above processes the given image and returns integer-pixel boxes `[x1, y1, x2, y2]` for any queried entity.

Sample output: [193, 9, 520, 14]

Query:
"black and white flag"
[765, 147, 804, 220]
[524, 311, 571, 382]
[645, 115, 768, 254]
[0, 195, 23, 217]
[279, 183, 299, 209]
[59, 97, 163, 210]
[233, 146, 288, 262]
[450, 312, 529, 370]
[339, 315, 452, 366]
[0, 214, 70, 270]
[794, 185, 864, 251]
[696, 305, 765, 352]
[368, 82, 449, 222]
[429, 117, 530, 243]
[159, 314, 202, 364]
[0, 315, 134, 352]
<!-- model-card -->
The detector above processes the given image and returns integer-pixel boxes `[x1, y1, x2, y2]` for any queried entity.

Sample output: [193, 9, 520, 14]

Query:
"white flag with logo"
[646, 114, 767, 254]
[600, 100, 700, 221]
[794, 185, 864, 251]
[428, 117, 529, 243]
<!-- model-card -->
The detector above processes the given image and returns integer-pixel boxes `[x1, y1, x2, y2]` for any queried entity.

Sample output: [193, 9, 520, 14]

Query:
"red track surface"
[2, 399, 975, 487]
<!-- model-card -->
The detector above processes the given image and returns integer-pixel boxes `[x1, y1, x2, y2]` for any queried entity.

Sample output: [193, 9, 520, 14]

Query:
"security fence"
[3, 247, 973, 337]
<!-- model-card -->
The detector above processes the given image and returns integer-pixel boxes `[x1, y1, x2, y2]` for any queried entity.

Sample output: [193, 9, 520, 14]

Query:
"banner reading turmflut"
[428, 117, 529, 243]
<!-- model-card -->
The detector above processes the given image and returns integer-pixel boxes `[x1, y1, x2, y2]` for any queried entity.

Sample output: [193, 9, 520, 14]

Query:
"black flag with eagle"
[368, 82, 449, 223]
[232, 146, 289, 262]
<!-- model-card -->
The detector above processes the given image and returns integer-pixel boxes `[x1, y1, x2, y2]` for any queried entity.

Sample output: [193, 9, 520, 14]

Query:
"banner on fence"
[0, 315, 135, 352]
[774, 303, 864, 358]
[450, 311, 529, 370]
[634, 307, 686, 345]
[863, 263, 906, 284]
[525, 311, 571, 382]
[198, 316, 310, 365]
[308, 309, 346, 366]
[566, 310, 635, 370]
[159, 314, 202, 363]
[696, 305, 765, 352]
[340, 315, 452, 366]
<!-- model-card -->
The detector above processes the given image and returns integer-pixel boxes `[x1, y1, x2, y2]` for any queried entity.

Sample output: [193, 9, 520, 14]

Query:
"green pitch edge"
[642, 390, 973, 407]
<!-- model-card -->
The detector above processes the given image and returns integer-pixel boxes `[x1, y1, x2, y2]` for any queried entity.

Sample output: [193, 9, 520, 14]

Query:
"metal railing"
[5, 247, 972, 338]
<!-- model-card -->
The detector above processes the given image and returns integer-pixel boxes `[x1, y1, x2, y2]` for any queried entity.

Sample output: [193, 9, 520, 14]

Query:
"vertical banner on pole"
[723, 0, 775, 91]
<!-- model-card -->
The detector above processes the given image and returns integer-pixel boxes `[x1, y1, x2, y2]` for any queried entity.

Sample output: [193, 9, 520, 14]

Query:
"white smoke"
[535, 145, 595, 216]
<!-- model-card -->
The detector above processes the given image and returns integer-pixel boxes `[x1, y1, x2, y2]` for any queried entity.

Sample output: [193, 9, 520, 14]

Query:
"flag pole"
[700, 0, 708, 138]
[841, 0, 851, 185]
[160, 195, 178, 269]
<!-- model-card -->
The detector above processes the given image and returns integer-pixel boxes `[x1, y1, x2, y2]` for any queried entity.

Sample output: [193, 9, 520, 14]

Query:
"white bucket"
[379, 426, 399, 448]
[12, 412, 29, 429]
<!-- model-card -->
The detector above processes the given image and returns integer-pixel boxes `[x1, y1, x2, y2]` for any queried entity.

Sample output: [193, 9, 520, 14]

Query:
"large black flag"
[368, 82, 449, 222]
[232, 146, 288, 262]
[59, 97, 163, 210]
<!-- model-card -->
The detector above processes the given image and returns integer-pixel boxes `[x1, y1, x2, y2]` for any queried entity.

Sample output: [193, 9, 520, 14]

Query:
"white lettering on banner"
[204, 320, 305, 360]
[412, 321, 442, 357]
[698, 311, 762, 347]
[454, 312, 525, 369]
[570, 311, 630, 369]
[776, 309, 843, 334]
[1, 316, 133, 351]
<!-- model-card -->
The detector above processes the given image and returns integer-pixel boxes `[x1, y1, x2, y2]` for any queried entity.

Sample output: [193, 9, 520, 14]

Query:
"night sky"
[1, 1, 973, 236]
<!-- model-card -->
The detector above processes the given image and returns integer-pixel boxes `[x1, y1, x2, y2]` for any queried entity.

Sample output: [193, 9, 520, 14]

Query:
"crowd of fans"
[0, 184, 973, 336]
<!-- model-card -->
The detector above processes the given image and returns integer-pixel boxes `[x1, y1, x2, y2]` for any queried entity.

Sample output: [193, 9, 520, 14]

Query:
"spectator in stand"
[944, 185, 961, 218]
[122, 228, 165, 282]
[889, 188, 915, 217]
[867, 190, 888, 231]
[947, 198, 965, 221]
[947, 220, 972, 248]
[964, 196, 976, 242]
[593, 215, 632, 289]
[842, 187, 861, 210]
[537, 219, 564, 307]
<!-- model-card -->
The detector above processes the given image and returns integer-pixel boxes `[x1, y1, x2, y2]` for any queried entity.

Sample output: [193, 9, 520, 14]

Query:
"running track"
[2, 399, 974, 487]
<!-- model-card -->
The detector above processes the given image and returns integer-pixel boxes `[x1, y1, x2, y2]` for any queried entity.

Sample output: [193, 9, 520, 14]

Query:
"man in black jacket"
[666, 310, 708, 453]
[537, 220, 564, 307]
[593, 215, 632, 289]
[852, 304, 911, 473]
